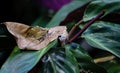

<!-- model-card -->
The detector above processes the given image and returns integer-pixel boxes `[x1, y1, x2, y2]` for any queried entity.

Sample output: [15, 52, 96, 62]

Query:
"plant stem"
[69, 11, 104, 43]
[68, 20, 83, 39]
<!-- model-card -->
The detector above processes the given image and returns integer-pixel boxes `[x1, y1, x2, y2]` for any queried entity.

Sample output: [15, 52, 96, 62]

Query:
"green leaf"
[38, 43, 106, 73]
[65, 43, 107, 73]
[0, 40, 57, 73]
[46, 0, 91, 27]
[38, 46, 80, 73]
[83, 0, 120, 21]
[37, 43, 106, 73]
[82, 21, 120, 58]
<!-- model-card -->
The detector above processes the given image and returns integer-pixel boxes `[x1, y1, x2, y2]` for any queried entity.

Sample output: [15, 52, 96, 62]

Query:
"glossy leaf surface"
[65, 43, 107, 73]
[38, 45, 79, 73]
[0, 40, 57, 73]
[37, 43, 106, 73]
[83, 0, 120, 21]
[82, 21, 120, 58]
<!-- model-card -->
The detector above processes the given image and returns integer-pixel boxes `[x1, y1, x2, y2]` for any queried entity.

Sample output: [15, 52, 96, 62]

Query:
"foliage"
[83, 0, 120, 21]
[0, 40, 57, 73]
[0, 0, 120, 73]
[82, 21, 120, 58]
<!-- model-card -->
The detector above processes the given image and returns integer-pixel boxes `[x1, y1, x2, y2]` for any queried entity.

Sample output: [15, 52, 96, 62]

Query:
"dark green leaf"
[2, 40, 107, 73]
[83, 0, 120, 21]
[82, 21, 120, 58]
[38, 46, 80, 73]
[0, 40, 57, 73]
[65, 43, 107, 73]
[38, 43, 106, 73]
[46, 0, 91, 27]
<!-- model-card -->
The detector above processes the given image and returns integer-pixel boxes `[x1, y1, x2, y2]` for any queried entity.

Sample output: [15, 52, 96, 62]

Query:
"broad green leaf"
[65, 43, 107, 73]
[38, 46, 80, 73]
[33, 43, 106, 73]
[83, 0, 120, 21]
[46, 0, 91, 27]
[0, 40, 57, 73]
[82, 21, 120, 58]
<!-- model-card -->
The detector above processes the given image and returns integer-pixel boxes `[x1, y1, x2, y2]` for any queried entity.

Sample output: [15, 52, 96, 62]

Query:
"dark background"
[0, 0, 39, 24]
